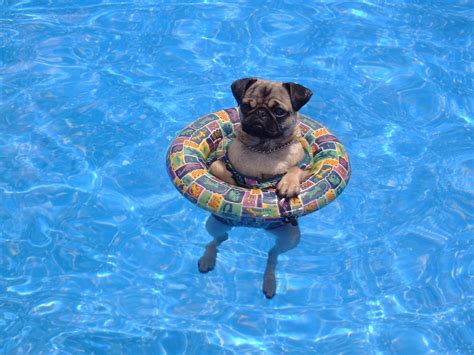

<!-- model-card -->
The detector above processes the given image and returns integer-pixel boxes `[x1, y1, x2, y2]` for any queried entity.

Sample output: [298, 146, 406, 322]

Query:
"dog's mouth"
[241, 108, 284, 139]
[241, 120, 282, 139]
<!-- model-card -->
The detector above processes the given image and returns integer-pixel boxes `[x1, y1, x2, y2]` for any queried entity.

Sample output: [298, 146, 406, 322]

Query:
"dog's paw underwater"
[166, 78, 351, 298]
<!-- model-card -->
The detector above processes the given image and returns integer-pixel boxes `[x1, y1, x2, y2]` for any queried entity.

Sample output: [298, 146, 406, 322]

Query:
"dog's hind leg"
[263, 223, 301, 298]
[198, 215, 232, 273]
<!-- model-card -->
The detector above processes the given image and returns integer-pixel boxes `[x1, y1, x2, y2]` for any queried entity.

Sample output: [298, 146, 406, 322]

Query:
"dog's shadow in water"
[198, 215, 301, 299]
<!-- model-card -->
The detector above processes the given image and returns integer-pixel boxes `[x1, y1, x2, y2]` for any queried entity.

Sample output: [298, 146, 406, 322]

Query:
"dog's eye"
[240, 103, 251, 113]
[273, 108, 287, 117]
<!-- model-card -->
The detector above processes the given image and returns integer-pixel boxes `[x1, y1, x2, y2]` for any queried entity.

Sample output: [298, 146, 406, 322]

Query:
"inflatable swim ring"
[166, 108, 351, 228]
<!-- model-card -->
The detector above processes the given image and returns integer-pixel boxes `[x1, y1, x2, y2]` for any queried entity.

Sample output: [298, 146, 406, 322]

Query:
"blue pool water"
[1, 0, 473, 353]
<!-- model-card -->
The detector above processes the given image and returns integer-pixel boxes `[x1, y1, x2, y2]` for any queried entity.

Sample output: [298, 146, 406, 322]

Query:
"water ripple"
[1, 0, 473, 353]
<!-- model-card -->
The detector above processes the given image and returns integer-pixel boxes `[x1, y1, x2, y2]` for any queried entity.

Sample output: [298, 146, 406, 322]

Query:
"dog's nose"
[256, 109, 267, 118]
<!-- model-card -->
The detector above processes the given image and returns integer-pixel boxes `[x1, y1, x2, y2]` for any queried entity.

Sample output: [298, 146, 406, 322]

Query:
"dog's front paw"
[276, 173, 300, 198]
[209, 160, 236, 185]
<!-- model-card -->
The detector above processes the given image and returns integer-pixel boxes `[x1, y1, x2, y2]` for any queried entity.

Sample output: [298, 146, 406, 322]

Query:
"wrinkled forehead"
[244, 81, 291, 108]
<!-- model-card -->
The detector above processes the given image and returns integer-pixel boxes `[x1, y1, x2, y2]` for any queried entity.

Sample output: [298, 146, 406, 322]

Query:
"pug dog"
[209, 77, 313, 198]
[200, 78, 313, 299]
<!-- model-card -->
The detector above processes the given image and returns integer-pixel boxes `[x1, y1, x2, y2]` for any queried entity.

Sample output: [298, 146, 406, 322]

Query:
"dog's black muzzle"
[241, 107, 283, 139]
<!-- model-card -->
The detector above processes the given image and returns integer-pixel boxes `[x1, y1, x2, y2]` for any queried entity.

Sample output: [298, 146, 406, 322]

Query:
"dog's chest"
[227, 140, 304, 179]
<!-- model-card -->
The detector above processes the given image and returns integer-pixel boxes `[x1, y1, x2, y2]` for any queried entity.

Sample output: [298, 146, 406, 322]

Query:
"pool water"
[1, 0, 473, 353]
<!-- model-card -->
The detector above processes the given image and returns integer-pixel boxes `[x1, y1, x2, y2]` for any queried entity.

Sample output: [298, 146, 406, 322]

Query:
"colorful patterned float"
[166, 108, 351, 227]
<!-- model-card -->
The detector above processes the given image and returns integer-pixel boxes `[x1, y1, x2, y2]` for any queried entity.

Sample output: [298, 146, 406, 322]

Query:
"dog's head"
[231, 78, 312, 139]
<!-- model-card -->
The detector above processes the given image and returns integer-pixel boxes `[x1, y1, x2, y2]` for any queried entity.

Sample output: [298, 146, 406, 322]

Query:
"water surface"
[1, 0, 473, 353]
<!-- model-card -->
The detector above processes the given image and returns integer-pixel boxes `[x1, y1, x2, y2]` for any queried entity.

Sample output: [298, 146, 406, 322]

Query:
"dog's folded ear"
[283, 82, 313, 112]
[231, 78, 258, 105]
